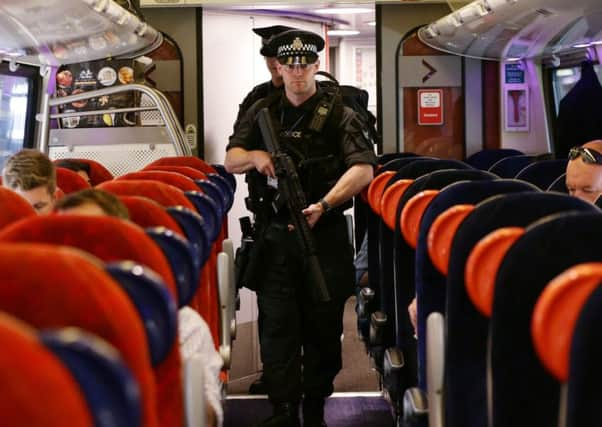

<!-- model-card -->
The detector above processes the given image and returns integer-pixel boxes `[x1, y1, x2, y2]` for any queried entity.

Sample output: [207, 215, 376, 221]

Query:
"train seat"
[404, 179, 531, 396]
[0, 243, 160, 427]
[102, 177, 223, 350]
[55, 167, 91, 194]
[444, 193, 595, 427]
[119, 195, 185, 236]
[0, 312, 94, 427]
[41, 327, 142, 427]
[362, 157, 431, 346]
[211, 163, 237, 193]
[98, 180, 208, 258]
[119, 172, 222, 243]
[465, 148, 523, 170]
[489, 211, 602, 427]
[531, 263, 602, 427]
[145, 227, 200, 307]
[547, 172, 569, 193]
[359, 156, 427, 351]
[514, 159, 568, 190]
[146, 155, 218, 175]
[559, 277, 602, 426]
[0, 186, 36, 229]
[0, 216, 183, 427]
[56, 158, 114, 185]
[488, 154, 535, 178]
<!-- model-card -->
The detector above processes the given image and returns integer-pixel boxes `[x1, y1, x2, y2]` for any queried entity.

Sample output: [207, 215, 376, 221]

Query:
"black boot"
[303, 397, 327, 427]
[255, 402, 300, 427]
[249, 374, 268, 394]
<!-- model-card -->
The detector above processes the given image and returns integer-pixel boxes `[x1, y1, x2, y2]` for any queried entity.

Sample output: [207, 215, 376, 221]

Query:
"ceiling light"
[366, 21, 376, 27]
[327, 29, 361, 36]
[315, 8, 373, 15]
[573, 42, 591, 48]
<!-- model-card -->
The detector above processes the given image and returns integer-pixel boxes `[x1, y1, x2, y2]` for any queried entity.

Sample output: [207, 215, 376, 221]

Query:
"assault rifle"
[257, 107, 331, 302]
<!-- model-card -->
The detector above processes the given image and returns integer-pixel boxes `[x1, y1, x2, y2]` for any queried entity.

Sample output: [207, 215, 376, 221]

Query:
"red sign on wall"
[417, 89, 444, 126]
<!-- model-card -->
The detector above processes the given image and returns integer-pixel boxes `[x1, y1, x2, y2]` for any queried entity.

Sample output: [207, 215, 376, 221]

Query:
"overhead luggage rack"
[419, 0, 602, 61]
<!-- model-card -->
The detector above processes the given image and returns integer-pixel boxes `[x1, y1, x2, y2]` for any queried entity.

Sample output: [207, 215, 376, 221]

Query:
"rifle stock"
[257, 108, 331, 302]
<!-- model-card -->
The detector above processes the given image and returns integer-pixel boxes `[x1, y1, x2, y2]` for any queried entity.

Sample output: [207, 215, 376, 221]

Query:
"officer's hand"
[251, 150, 275, 177]
[302, 203, 324, 228]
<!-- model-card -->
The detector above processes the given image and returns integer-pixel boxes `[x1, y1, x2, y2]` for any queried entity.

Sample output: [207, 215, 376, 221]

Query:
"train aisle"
[225, 296, 393, 426]
[224, 393, 393, 427]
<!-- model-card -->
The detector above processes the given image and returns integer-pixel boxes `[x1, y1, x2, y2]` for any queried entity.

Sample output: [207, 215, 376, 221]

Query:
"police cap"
[267, 29, 325, 65]
[252, 25, 295, 57]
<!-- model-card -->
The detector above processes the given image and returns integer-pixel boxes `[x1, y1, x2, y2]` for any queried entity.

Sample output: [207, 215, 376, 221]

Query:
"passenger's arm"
[224, 147, 275, 177]
[302, 163, 373, 228]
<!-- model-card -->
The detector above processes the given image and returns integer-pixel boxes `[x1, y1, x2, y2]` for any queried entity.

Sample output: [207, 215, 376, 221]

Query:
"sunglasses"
[568, 146, 602, 165]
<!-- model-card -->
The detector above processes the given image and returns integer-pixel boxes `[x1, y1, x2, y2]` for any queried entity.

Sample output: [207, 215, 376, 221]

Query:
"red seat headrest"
[0, 243, 159, 427]
[56, 167, 91, 194]
[0, 215, 177, 301]
[98, 179, 196, 211]
[119, 195, 185, 237]
[0, 312, 94, 427]
[0, 187, 36, 229]
[146, 156, 217, 174]
[119, 171, 200, 192]
[144, 165, 208, 181]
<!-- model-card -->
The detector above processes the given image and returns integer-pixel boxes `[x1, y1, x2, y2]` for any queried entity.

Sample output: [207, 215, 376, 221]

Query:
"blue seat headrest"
[105, 262, 178, 366]
[41, 328, 141, 427]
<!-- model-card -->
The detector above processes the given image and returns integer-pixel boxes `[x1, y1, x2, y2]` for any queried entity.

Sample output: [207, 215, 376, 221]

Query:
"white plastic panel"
[0, 0, 162, 66]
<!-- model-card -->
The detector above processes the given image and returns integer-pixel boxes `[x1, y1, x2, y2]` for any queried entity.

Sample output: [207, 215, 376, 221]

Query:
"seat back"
[0, 216, 182, 427]
[119, 170, 201, 192]
[41, 328, 142, 427]
[411, 178, 532, 390]
[566, 281, 602, 427]
[146, 155, 217, 174]
[488, 154, 535, 178]
[465, 148, 523, 170]
[445, 193, 595, 427]
[0, 187, 36, 229]
[0, 313, 94, 427]
[57, 158, 114, 185]
[0, 243, 159, 427]
[490, 211, 602, 427]
[547, 172, 568, 193]
[514, 159, 569, 190]
[119, 195, 185, 237]
[56, 167, 91, 194]
[98, 179, 197, 211]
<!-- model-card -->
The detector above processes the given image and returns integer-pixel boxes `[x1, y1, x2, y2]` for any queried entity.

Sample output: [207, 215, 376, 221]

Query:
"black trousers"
[256, 216, 354, 404]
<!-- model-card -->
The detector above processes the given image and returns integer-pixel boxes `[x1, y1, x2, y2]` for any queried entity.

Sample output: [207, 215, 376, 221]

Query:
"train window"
[551, 64, 602, 114]
[0, 64, 38, 170]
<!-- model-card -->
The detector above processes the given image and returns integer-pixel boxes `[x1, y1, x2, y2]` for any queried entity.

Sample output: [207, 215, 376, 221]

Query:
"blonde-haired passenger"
[2, 149, 56, 214]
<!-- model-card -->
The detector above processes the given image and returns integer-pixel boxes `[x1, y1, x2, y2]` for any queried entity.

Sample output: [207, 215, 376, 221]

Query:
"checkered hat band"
[277, 43, 318, 57]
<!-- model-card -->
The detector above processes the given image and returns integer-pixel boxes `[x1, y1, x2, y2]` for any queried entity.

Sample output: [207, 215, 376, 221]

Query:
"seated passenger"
[566, 140, 602, 203]
[2, 149, 56, 215]
[55, 188, 224, 427]
[55, 159, 92, 185]
[55, 188, 129, 219]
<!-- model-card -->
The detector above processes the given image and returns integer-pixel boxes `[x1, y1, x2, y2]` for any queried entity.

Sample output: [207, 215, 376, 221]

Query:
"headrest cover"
[427, 204, 475, 275]
[531, 263, 602, 382]
[465, 227, 525, 317]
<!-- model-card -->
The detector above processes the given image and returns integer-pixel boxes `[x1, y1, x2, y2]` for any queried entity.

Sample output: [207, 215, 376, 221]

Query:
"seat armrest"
[403, 387, 428, 425]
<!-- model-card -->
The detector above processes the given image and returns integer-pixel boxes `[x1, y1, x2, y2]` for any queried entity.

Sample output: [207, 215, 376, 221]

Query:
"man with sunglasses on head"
[566, 140, 602, 203]
[226, 29, 376, 427]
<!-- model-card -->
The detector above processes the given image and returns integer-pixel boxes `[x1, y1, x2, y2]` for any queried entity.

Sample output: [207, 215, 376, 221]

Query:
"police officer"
[237, 24, 294, 396]
[226, 29, 376, 427]
[236, 25, 294, 121]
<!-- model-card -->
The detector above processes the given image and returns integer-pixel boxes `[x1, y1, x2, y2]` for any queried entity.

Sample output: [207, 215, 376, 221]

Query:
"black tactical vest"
[247, 89, 347, 224]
